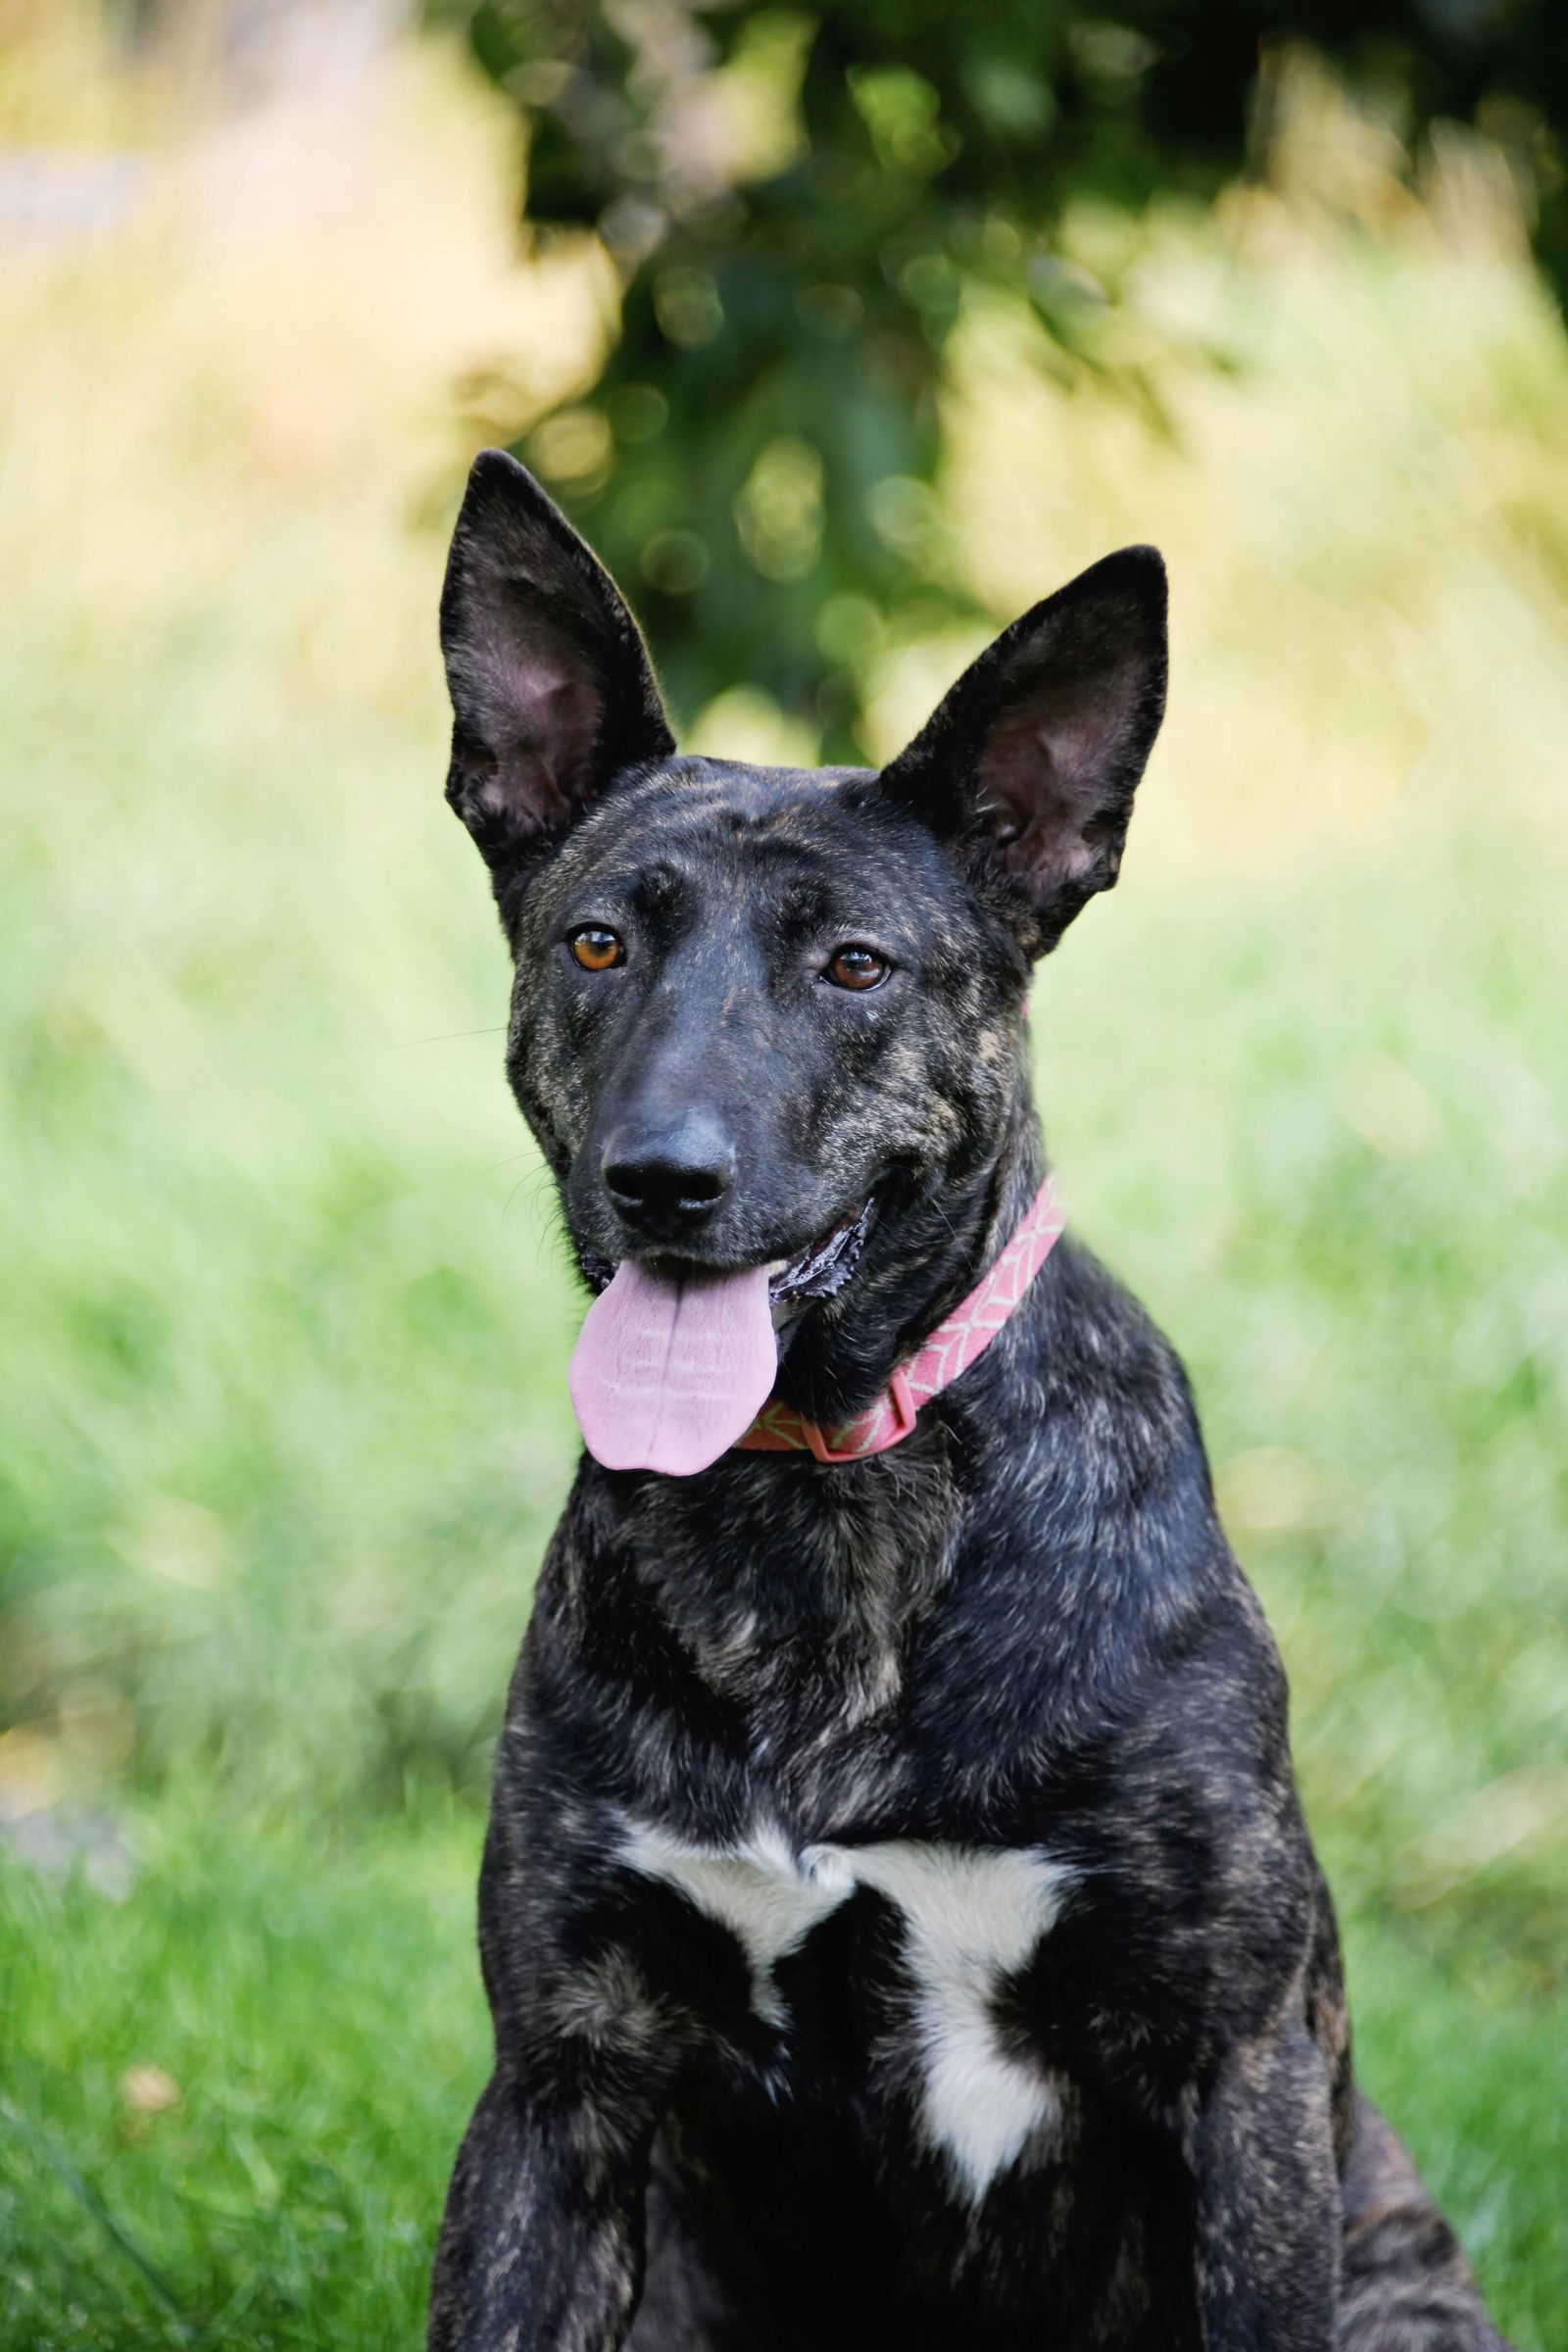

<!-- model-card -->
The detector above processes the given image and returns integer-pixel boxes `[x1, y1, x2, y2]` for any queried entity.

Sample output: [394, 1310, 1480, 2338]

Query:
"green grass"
[1, 1795, 1560, 2349]
[2, 619, 1563, 2338]
[0, 1798, 488, 2350]
[1050, 832, 1568, 2000]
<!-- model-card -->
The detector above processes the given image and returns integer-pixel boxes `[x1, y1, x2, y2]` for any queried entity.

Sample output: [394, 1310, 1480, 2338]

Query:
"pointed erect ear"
[879, 547, 1167, 954]
[438, 450, 675, 872]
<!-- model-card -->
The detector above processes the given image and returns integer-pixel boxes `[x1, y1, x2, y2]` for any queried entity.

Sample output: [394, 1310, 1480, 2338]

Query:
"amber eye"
[824, 944, 891, 992]
[569, 926, 624, 972]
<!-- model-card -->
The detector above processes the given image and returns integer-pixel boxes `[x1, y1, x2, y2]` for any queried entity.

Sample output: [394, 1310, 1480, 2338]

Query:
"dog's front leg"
[1189, 2002, 1340, 2352]
[427, 2066, 660, 2352]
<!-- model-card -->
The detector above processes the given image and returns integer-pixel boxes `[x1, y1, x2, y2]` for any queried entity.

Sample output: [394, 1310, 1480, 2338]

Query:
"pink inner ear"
[470, 626, 604, 837]
[978, 659, 1139, 891]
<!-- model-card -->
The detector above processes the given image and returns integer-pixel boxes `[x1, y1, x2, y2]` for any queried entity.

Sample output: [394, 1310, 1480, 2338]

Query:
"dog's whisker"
[391, 1024, 508, 1046]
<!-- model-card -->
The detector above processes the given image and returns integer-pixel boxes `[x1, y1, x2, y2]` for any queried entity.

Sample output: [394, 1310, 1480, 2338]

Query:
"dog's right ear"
[438, 450, 674, 873]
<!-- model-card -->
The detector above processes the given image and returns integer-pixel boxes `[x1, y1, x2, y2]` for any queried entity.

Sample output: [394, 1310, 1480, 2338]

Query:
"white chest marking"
[619, 1819, 1073, 2203]
[620, 1820, 847, 2028]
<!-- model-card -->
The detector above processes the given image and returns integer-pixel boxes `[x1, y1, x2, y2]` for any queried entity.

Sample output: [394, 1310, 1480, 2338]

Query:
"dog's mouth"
[578, 1195, 875, 1304]
[568, 1197, 876, 1478]
[765, 1195, 876, 1308]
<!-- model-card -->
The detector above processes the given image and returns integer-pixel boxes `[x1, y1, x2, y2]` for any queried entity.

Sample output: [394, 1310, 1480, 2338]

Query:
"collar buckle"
[803, 1365, 917, 1462]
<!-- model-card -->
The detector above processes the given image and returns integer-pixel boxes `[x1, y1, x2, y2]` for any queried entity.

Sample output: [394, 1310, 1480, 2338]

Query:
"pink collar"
[734, 1175, 1065, 1464]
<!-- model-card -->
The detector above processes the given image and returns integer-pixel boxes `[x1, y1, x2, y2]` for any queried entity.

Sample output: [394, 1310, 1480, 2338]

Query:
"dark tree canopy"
[432, 0, 1567, 754]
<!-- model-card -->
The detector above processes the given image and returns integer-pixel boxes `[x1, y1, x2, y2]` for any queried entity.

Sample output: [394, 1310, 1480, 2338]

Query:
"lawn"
[1, 1778, 1560, 2349]
[4, 784, 1562, 2344]
[1, 14, 1564, 2347]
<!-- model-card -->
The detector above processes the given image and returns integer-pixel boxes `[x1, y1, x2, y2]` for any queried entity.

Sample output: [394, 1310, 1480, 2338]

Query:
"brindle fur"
[424, 450, 1509, 2352]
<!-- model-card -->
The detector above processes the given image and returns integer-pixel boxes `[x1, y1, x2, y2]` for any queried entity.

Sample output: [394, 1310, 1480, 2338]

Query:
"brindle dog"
[425, 449, 1508, 2352]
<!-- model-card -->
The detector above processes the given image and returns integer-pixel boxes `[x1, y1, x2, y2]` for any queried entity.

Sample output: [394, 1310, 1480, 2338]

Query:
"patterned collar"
[734, 1176, 1065, 1465]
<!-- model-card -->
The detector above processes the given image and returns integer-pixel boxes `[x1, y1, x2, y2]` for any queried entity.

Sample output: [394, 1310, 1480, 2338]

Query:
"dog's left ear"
[439, 449, 675, 877]
[879, 547, 1167, 954]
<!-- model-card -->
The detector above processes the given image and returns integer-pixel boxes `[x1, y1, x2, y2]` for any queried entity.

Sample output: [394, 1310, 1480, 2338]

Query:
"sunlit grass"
[1, 1798, 488, 2350]
[0, 1795, 1561, 2348]
[0, 9, 1564, 2345]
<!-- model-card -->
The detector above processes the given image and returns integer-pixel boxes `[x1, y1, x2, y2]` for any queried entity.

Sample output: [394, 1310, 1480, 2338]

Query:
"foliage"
[436, 0, 1568, 750]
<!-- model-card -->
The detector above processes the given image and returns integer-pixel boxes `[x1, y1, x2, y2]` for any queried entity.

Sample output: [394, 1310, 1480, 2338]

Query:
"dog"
[424, 448, 1509, 2352]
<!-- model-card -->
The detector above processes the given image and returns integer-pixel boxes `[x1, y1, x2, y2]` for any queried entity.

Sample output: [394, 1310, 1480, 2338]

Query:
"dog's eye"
[569, 927, 624, 972]
[824, 945, 890, 992]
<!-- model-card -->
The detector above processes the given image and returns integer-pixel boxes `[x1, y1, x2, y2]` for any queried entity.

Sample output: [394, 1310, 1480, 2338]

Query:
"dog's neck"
[772, 1062, 1047, 1431]
[590, 1074, 1051, 1765]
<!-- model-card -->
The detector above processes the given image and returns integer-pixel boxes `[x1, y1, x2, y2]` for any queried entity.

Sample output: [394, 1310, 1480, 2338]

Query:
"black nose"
[601, 1117, 736, 1237]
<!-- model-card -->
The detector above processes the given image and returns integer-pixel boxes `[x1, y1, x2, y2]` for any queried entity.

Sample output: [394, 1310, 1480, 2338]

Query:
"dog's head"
[439, 451, 1165, 1453]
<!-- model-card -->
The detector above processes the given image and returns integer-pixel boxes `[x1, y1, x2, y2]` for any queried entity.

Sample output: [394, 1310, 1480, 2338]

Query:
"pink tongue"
[567, 1261, 778, 1476]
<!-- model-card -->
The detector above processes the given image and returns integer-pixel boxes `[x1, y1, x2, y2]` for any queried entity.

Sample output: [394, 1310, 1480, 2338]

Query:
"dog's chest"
[621, 1817, 1074, 2202]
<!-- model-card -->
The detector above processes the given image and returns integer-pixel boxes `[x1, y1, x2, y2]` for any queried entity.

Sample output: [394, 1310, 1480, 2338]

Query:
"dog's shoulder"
[963, 1228, 1218, 1561]
[1036, 1230, 1204, 1448]
[916, 1228, 1275, 1780]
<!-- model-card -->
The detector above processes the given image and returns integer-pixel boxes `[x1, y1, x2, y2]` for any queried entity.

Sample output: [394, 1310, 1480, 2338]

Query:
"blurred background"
[1, 0, 1564, 2342]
